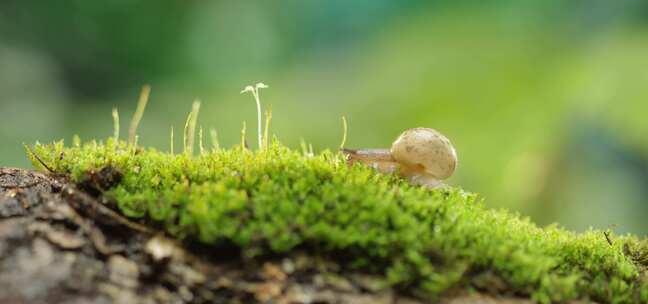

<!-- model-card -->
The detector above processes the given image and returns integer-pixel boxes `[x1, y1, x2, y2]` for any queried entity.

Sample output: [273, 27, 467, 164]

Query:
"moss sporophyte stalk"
[25, 85, 648, 303]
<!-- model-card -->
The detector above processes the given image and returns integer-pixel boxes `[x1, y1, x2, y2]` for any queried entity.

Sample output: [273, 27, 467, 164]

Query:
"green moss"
[28, 138, 647, 303]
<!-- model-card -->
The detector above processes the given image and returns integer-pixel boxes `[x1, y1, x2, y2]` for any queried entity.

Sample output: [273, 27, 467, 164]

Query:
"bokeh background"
[1, 1, 647, 235]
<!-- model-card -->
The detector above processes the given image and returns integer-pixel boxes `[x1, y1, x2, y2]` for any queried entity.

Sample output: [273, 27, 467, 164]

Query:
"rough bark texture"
[0, 167, 530, 304]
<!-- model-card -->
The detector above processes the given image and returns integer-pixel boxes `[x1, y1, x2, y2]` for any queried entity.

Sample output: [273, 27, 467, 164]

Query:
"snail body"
[342, 128, 457, 188]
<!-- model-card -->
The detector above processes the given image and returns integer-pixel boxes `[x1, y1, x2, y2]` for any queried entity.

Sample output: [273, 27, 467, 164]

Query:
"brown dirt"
[0, 167, 532, 304]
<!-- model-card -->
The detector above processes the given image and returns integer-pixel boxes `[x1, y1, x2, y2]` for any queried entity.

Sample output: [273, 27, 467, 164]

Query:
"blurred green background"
[1, 1, 647, 235]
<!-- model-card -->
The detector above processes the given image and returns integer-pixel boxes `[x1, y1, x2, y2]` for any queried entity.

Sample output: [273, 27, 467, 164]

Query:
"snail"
[342, 128, 457, 188]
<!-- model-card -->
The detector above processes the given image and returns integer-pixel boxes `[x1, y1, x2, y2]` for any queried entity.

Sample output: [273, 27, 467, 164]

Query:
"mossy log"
[0, 136, 645, 303]
[1, 167, 538, 304]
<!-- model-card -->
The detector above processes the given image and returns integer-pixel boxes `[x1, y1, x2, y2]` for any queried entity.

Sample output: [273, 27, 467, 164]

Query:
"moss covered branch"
[26, 138, 647, 303]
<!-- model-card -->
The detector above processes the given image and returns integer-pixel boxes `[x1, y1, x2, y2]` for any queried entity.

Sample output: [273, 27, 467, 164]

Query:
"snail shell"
[342, 127, 458, 188]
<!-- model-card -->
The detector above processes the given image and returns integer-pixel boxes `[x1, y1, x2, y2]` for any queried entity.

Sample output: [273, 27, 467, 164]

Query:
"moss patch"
[28, 139, 647, 303]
